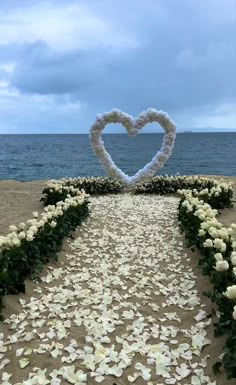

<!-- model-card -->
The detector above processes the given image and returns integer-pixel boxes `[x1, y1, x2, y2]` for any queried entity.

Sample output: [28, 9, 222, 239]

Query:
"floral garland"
[89, 108, 176, 187]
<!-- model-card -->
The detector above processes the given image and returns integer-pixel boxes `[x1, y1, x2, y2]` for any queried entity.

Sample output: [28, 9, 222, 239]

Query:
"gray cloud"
[0, 0, 235, 132]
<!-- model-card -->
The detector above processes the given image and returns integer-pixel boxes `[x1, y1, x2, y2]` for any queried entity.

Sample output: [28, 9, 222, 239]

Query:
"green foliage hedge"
[178, 185, 236, 379]
[41, 177, 123, 206]
[0, 198, 89, 318]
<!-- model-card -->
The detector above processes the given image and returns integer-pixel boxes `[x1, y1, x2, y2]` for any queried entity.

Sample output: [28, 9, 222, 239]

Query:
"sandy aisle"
[0, 194, 235, 384]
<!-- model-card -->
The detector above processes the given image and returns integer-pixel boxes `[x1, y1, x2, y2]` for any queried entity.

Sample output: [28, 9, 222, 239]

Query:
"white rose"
[201, 222, 209, 230]
[215, 260, 229, 272]
[213, 238, 223, 249]
[214, 253, 223, 261]
[9, 225, 18, 232]
[231, 254, 236, 266]
[18, 231, 26, 240]
[26, 232, 34, 242]
[33, 211, 38, 218]
[233, 267, 236, 277]
[218, 229, 229, 240]
[41, 214, 48, 222]
[224, 285, 236, 299]
[50, 221, 57, 228]
[19, 222, 26, 230]
[29, 226, 38, 234]
[233, 305, 236, 320]
[228, 228, 234, 236]
[195, 209, 204, 216]
[208, 227, 218, 238]
[199, 214, 206, 221]
[232, 241, 236, 249]
[10, 238, 21, 248]
[203, 239, 213, 248]
[231, 224, 236, 230]
[220, 243, 227, 252]
[198, 229, 206, 237]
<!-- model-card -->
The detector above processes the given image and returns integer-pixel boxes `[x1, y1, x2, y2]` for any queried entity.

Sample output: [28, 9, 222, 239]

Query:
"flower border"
[178, 184, 236, 379]
[0, 192, 90, 319]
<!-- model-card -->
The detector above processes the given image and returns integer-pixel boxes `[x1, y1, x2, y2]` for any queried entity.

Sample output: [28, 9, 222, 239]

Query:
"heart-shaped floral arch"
[89, 108, 176, 187]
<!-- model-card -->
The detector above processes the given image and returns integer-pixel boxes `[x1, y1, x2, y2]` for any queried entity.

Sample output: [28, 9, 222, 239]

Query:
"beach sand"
[0, 176, 235, 384]
[0, 180, 46, 235]
[0, 176, 235, 235]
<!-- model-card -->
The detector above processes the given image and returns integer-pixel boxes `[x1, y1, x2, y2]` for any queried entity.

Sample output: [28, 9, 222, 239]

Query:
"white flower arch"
[90, 108, 176, 187]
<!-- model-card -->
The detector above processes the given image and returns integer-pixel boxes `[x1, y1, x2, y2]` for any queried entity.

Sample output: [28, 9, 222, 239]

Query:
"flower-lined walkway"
[0, 195, 219, 384]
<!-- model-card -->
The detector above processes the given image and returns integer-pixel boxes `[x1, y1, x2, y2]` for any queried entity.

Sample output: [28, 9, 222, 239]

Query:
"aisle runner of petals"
[0, 195, 217, 385]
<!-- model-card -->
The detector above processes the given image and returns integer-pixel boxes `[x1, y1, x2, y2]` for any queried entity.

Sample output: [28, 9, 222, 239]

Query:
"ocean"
[0, 133, 235, 181]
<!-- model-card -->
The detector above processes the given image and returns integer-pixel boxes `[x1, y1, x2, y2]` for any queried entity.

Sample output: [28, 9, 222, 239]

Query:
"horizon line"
[1, 131, 236, 135]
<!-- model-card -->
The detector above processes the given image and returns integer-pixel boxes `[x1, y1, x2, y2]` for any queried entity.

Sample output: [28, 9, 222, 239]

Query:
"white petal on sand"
[0, 194, 224, 384]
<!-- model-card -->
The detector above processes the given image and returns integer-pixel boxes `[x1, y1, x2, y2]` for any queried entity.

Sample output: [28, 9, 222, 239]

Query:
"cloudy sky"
[0, 0, 235, 133]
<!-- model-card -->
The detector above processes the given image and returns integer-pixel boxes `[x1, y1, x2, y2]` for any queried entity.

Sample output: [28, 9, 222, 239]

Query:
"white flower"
[203, 239, 213, 248]
[50, 221, 57, 228]
[213, 238, 225, 250]
[26, 231, 34, 242]
[198, 229, 205, 237]
[231, 252, 236, 266]
[224, 285, 236, 299]
[218, 229, 229, 240]
[220, 242, 227, 252]
[29, 225, 38, 234]
[208, 227, 218, 238]
[9, 237, 21, 248]
[214, 260, 229, 272]
[33, 211, 39, 218]
[214, 253, 223, 261]
[201, 222, 209, 230]
[233, 305, 236, 320]
[9, 224, 18, 232]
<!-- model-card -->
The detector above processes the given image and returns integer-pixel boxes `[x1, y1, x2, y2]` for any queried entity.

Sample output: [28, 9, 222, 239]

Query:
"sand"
[0, 176, 235, 385]
[0, 180, 46, 235]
